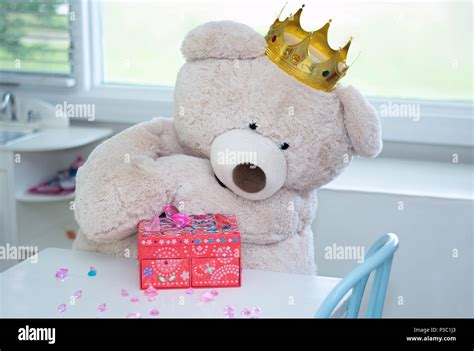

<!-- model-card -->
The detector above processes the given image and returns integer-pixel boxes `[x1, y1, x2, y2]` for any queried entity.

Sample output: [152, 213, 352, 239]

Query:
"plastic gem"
[144, 286, 158, 297]
[130, 297, 140, 303]
[150, 309, 160, 316]
[171, 213, 190, 228]
[126, 312, 141, 318]
[55, 268, 68, 280]
[241, 308, 252, 318]
[224, 305, 234, 318]
[98, 303, 106, 312]
[210, 290, 219, 296]
[159, 276, 166, 283]
[185, 288, 194, 295]
[58, 303, 66, 313]
[163, 203, 179, 218]
[121, 289, 129, 297]
[169, 275, 176, 281]
[87, 266, 97, 277]
[143, 267, 153, 277]
[73, 290, 82, 299]
[200, 292, 216, 303]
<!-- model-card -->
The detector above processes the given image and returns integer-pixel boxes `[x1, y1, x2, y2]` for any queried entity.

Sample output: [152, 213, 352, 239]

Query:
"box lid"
[138, 213, 240, 248]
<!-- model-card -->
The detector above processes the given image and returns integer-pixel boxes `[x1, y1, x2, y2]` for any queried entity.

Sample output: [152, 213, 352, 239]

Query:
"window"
[98, 0, 472, 101]
[0, 0, 75, 86]
[0, 1, 471, 147]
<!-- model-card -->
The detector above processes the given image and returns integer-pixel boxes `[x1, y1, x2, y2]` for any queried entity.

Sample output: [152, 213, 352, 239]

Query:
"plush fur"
[73, 21, 382, 274]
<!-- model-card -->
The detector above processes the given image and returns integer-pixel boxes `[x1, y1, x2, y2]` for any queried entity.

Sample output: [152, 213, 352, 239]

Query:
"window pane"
[100, 0, 472, 101]
[0, 0, 73, 76]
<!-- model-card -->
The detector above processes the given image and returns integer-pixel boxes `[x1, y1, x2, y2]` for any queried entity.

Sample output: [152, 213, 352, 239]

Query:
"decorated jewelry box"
[138, 204, 241, 290]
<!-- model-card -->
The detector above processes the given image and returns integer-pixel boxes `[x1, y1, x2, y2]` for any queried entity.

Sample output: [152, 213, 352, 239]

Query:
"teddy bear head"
[173, 21, 382, 201]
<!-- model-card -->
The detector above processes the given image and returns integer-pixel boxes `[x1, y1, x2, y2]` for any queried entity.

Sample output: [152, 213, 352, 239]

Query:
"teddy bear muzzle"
[210, 129, 287, 201]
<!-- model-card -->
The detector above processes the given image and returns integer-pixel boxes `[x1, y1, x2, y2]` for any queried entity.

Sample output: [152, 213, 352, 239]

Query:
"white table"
[0, 248, 347, 318]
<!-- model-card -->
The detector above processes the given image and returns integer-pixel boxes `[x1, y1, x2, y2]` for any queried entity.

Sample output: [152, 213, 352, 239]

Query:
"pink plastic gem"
[121, 289, 129, 297]
[200, 292, 215, 303]
[73, 290, 82, 299]
[130, 297, 139, 303]
[171, 213, 190, 228]
[224, 305, 235, 318]
[241, 308, 252, 318]
[163, 203, 179, 218]
[210, 290, 219, 296]
[185, 288, 194, 295]
[57, 303, 66, 313]
[148, 297, 156, 302]
[126, 312, 141, 319]
[150, 309, 160, 316]
[252, 306, 262, 314]
[98, 303, 106, 312]
[55, 268, 68, 280]
[144, 286, 157, 297]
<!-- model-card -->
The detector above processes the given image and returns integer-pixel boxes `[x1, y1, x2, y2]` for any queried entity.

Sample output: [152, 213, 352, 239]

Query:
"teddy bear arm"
[74, 118, 185, 242]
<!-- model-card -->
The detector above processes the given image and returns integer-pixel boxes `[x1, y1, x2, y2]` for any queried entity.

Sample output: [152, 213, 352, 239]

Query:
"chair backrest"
[315, 233, 399, 318]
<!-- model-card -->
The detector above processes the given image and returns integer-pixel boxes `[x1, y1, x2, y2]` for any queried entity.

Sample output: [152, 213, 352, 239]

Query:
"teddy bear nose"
[232, 163, 266, 193]
[210, 129, 287, 201]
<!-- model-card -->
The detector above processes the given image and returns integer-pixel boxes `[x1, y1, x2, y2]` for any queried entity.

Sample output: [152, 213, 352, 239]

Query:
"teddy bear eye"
[249, 122, 258, 130]
[280, 142, 290, 150]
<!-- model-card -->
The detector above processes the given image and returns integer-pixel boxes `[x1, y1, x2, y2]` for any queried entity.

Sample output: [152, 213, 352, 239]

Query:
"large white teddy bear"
[73, 20, 382, 274]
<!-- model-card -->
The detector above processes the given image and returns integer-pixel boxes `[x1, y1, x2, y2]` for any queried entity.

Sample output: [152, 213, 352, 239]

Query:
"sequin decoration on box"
[138, 210, 241, 290]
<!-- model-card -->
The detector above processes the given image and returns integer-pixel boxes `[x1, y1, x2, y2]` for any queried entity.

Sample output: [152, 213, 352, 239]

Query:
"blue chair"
[315, 233, 399, 318]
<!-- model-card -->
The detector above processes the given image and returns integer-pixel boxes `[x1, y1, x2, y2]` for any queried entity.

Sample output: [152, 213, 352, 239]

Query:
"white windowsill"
[323, 157, 473, 201]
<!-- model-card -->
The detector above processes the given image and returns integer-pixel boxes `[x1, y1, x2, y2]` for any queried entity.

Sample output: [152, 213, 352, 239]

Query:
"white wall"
[313, 189, 473, 318]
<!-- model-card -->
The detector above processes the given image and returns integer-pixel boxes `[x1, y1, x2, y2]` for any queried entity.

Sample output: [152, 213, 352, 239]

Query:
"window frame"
[1, 0, 472, 148]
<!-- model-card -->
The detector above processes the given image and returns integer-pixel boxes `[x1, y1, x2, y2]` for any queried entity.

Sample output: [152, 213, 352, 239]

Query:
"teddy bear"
[73, 19, 382, 275]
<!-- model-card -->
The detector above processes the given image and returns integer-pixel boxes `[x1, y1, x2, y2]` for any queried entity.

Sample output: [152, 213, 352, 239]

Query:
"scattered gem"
[240, 306, 262, 318]
[144, 286, 157, 297]
[121, 289, 129, 297]
[210, 290, 219, 296]
[126, 312, 141, 319]
[148, 297, 156, 302]
[224, 305, 235, 318]
[200, 292, 216, 303]
[130, 297, 139, 303]
[150, 309, 160, 316]
[57, 303, 66, 313]
[185, 288, 194, 295]
[241, 308, 252, 318]
[55, 268, 68, 280]
[73, 290, 82, 299]
[98, 303, 106, 312]
[87, 266, 97, 277]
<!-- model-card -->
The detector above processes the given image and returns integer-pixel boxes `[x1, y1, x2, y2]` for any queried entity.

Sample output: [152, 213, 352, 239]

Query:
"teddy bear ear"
[336, 85, 383, 158]
[181, 20, 266, 61]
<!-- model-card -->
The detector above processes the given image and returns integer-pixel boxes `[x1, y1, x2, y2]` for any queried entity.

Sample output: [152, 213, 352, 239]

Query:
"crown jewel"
[265, 5, 352, 92]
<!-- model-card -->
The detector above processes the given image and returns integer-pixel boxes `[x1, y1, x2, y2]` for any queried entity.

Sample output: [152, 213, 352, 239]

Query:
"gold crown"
[265, 5, 352, 92]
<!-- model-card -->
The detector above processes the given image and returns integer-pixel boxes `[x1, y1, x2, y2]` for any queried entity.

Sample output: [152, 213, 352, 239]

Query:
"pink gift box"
[138, 213, 241, 290]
